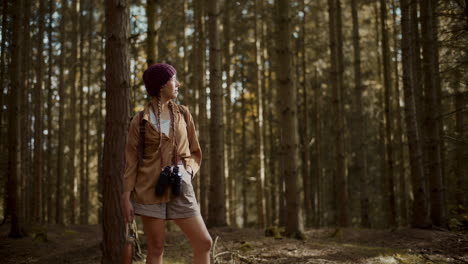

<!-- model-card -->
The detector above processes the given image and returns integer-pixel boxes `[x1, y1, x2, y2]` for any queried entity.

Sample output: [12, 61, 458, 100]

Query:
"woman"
[122, 63, 213, 264]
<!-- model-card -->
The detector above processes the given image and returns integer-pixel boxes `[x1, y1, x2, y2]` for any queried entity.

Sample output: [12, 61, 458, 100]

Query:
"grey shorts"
[132, 165, 200, 220]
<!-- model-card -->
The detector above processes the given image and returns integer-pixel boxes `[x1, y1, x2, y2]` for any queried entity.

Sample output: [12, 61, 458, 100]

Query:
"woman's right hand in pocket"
[122, 197, 134, 224]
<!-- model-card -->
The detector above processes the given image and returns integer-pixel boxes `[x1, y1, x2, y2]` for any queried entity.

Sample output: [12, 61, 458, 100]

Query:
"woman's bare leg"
[173, 214, 213, 264]
[141, 215, 166, 264]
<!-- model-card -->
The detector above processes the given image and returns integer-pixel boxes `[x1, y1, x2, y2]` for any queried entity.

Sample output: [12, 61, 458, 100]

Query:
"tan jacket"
[123, 101, 202, 204]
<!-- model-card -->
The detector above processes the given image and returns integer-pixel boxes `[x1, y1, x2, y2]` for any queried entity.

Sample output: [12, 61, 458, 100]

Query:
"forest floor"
[1, 222, 467, 264]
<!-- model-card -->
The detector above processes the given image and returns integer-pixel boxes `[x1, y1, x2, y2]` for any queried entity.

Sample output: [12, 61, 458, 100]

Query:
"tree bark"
[67, 0, 79, 225]
[33, 0, 46, 224]
[7, 0, 25, 237]
[351, 0, 370, 228]
[101, 0, 130, 262]
[299, 0, 313, 228]
[146, 0, 157, 66]
[420, 0, 446, 228]
[312, 69, 322, 227]
[400, 0, 431, 228]
[254, 0, 266, 228]
[46, 0, 55, 224]
[391, 0, 408, 226]
[453, 71, 467, 212]
[207, 0, 227, 227]
[380, 0, 397, 228]
[21, 0, 32, 224]
[276, 0, 302, 237]
[56, 0, 68, 225]
[78, 0, 87, 225]
[193, 0, 209, 220]
[328, 0, 348, 227]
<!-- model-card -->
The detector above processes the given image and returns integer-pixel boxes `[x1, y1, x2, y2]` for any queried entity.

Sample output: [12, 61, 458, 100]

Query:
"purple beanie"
[143, 63, 177, 96]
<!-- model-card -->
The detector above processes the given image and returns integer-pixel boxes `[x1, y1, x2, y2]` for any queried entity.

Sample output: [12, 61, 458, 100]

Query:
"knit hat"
[143, 63, 177, 97]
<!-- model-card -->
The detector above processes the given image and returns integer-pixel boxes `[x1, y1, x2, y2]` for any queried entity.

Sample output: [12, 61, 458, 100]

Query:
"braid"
[151, 96, 164, 169]
[169, 101, 176, 143]
[169, 100, 179, 164]
[157, 97, 162, 133]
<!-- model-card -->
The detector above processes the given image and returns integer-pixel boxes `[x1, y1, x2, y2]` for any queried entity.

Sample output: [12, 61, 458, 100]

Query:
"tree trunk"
[453, 71, 467, 212]
[78, 0, 86, 225]
[391, 0, 408, 226]
[0, 1, 9, 178]
[400, 0, 431, 228]
[299, 0, 313, 228]
[276, 0, 302, 237]
[420, 0, 446, 228]
[193, 0, 209, 220]
[222, 0, 237, 227]
[46, 0, 55, 224]
[146, 0, 157, 66]
[56, 0, 68, 225]
[312, 69, 322, 227]
[182, 0, 190, 104]
[101, 0, 130, 262]
[328, 0, 348, 227]
[84, 0, 94, 225]
[21, 0, 32, 225]
[254, 0, 266, 229]
[207, 0, 227, 227]
[240, 62, 248, 227]
[67, 0, 78, 225]
[7, 0, 25, 237]
[33, 0, 46, 224]
[380, 0, 397, 228]
[350, 0, 370, 228]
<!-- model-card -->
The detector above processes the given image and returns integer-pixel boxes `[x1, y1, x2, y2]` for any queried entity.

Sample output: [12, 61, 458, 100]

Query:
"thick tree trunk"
[6, 0, 24, 237]
[420, 0, 446, 228]
[400, 0, 431, 228]
[207, 0, 227, 227]
[328, 0, 348, 227]
[276, 0, 302, 237]
[101, 0, 130, 262]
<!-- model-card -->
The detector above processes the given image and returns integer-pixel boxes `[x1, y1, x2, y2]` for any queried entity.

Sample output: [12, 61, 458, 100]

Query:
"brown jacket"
[123, 101, 202, 204]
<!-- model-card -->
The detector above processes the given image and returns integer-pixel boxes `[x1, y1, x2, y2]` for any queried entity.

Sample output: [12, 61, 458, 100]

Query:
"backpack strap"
[137, 110, 145, 166]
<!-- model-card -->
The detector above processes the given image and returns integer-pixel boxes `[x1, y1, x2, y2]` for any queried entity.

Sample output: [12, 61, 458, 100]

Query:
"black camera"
[155, 166, 183, 197]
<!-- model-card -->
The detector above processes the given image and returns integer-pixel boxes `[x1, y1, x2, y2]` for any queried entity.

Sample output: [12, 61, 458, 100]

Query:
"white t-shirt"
[149, 108, 170, 136]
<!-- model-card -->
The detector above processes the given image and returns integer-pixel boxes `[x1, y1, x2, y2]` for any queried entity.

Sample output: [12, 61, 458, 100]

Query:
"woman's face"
[160, 74, 180, 99]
